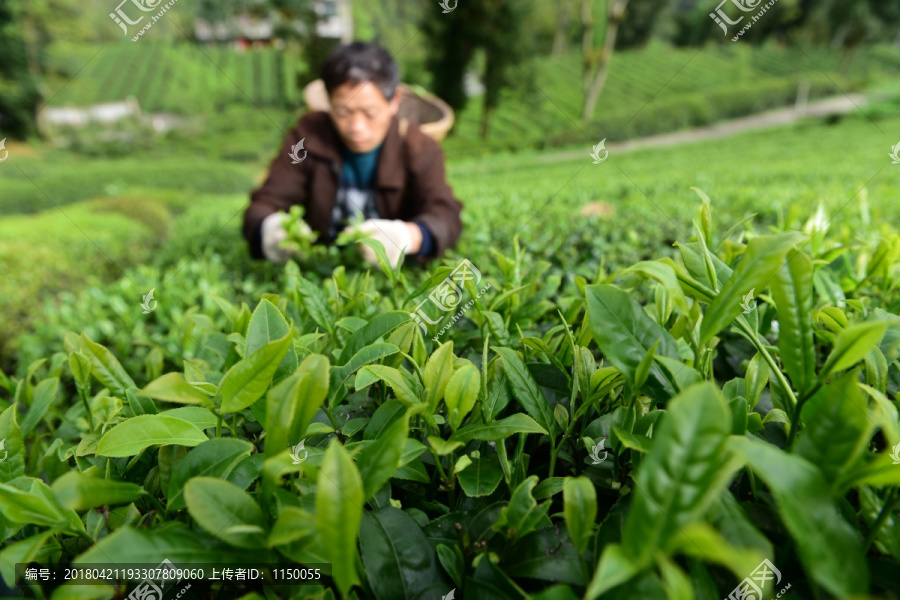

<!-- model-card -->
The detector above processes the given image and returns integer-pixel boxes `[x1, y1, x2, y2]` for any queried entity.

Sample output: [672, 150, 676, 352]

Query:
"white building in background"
[194, 0, 353, 45]
[39, 99, 140, 128]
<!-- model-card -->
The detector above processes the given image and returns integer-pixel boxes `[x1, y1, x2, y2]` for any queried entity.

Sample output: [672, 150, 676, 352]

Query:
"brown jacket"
[243, 110, 463, 262]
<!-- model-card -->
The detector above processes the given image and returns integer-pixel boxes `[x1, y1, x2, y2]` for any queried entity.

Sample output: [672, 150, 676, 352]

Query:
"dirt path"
[605, 93, 867, 156]
[453, 93, 867, 170]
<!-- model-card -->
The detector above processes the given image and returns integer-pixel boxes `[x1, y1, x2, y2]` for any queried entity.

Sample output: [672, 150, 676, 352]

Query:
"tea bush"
[2, 191, 899, 599]
[8, 112, 900, 374]
[0, 158, 256, 216]
[46, 42, 306, 112]
[442, 39, 900, 158]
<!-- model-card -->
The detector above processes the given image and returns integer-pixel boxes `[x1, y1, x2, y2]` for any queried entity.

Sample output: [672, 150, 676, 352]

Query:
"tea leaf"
[729, 436, 869, 595]
[245, 298, 297, 385]
[51, 471, 144, 511]
[338, 311, 410, 364]
[563, 476, 596, 554]
[126, 387, 159, 416]
[450, 413, 547, 443]
[458, 454, 503, 497]
[364, 398, 407, 441]
[332, 343, 400, 395]
[294, 274, 335, 336]
[96, 415, 208, 457]
[621, 382, 736, 568]
[796, 371, 873, 487]
[360, 238, 396, 283]
[265, 353, 330, 460]
[316, 440, 364, 596]
[584, 543, 640, 599]
[444, 363, 481, 430]
[820, 321, 888, 379]
[356, 413, 408, 500]
[0, 477, 84, 534]
[80, 333, 136, 398]
[218, 326, 293, 413]
[73, 523, 273, 564]
[184, 477, 268, 549]
[699, 232, 804, 346]
[584, 284, 679, 396]
[359, 507, 449, 598]
[493, 347, 556, 438]
[20, 377, 58, 438]
[423, 341, 455, 414]
[770, 249, 816, 395]
[0, 406, 26, 483]
[142, 372, 212, 407]
[358, 365, 422, 409]
[167, 438, 254, 511]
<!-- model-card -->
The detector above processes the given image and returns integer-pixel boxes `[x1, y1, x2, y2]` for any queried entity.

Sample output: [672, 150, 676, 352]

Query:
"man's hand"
[348, 219, 421, 269]
[261, 211, 313, 263]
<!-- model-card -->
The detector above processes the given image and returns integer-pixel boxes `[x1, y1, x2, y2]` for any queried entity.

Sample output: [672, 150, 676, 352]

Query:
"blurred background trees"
[4, 0, 900, 141]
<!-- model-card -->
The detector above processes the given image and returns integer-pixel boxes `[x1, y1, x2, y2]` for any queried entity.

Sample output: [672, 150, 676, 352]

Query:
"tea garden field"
[2, 102, 900, 598]
[40, 41, 900, 157]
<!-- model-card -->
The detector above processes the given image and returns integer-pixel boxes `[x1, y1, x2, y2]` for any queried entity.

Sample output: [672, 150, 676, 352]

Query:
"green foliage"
[46, 42, 304, 113]
[3, 184, 900, 597]
[280, 204, 372, 267]
[443, 44, 900, 158]
[0, 0, 41, 138]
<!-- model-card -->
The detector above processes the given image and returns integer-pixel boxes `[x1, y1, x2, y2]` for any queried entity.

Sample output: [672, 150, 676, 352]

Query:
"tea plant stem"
[747, 469, 759, 499]
[322, 405, 340, 430]
[428, 446, 450, 488]
[447, 449, 457, 506]
[79, 389, 94, 432]
[147, 493, 167, 516]
[215, 412, 222, 438]
[422, 415, 451, 486]
[785, 386, 818, 449]
[496, 438, 513, 487]
[549, 416, 579, 478]
[548, 438, 560, 478]
[863, 487, 899, 551]
[785, 379, 825, 449]
[735, 319, 796, 408]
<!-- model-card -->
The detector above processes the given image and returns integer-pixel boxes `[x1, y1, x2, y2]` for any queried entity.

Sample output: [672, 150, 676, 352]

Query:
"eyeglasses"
[330, 105, 381, 122]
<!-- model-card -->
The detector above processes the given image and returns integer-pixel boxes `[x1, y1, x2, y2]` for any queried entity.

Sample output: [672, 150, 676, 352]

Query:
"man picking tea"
[243, 41, 463, 268]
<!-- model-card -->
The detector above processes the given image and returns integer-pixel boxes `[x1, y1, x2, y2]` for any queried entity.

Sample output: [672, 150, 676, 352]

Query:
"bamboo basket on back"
[302, 79, 454, 142]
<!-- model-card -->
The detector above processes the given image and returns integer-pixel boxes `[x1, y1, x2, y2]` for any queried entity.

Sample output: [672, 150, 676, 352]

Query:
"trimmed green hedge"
[0, 158, 256, 216]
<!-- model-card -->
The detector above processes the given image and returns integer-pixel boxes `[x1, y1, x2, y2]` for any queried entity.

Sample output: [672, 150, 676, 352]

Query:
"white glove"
[260, 212, 311, 263]
[352, 219, 412, 269]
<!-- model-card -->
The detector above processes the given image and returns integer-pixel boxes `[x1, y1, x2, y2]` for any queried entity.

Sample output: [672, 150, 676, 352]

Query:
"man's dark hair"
[321, 41, 400, 102]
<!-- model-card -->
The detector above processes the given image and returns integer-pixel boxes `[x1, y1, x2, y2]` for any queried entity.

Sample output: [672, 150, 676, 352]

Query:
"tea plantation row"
[1, 112, 900, 598]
